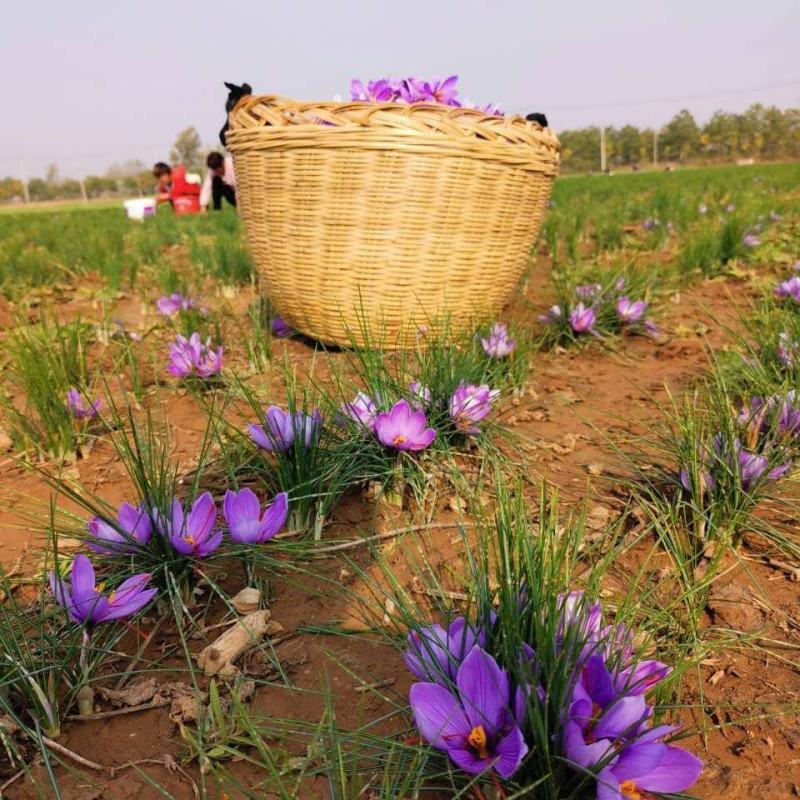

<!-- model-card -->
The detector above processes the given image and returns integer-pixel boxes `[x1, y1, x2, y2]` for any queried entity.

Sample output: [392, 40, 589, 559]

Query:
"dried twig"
[42, 736, 107, 771]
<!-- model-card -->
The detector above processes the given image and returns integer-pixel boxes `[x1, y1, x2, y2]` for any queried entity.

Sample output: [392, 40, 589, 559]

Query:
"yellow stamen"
[619, 780, 643, 799]
[467, 725, 490, 759]
[107, 591, 116, 604]
[393, 434, 407, 445]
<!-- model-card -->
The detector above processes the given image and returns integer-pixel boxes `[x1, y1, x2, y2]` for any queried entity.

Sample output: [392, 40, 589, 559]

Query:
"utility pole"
[600, 126, 607, 173]
[79, 178, 88, 204]
[652, 131, 658, 169]
[19, 162, 30, 203]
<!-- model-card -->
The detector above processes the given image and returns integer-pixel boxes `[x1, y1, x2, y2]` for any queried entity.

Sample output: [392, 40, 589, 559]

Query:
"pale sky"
[1, 0, 798, 178]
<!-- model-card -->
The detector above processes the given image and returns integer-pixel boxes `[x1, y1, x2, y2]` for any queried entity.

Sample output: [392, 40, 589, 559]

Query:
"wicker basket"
[226, 95, 560, 348]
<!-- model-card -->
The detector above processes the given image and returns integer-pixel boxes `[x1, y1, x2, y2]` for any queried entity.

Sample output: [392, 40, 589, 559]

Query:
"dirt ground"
[1, 253, 799, 799]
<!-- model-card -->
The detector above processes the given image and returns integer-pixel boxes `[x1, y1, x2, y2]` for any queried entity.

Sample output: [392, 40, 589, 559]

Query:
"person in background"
[200, 152, 236, 211]
[152, 162, 201, 214]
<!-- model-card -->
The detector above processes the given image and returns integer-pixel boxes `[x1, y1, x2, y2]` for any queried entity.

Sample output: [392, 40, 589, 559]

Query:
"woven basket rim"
[228, 95, 560, 145]
[227, 95, 560, 172]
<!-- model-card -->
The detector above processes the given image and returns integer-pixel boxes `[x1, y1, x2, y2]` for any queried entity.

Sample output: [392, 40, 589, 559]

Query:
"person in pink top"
[200, 152, 236, 211]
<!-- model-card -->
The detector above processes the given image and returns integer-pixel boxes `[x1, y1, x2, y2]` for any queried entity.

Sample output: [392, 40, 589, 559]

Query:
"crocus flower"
[49, 555, 156, 627]
[66, 389, 103, 420]
[769, 211, 781, 222]
[408, 381, 432, 409]
[404, 617, 485, 685]
[595, 737, 703, 800]
[616, 297, 648, 325]
[167, 333, 223, 379]
[538, 305, 563, 324]
[156, 292, 194, 317]
[339, 392, 378, 431]
[248, 406, 322, 453]
[736, 446, 790, 490]
[374, 399, 436, 451]
[223, 488, 288, 544]
[563, 656, 652, 769]
[427, 75, 460, 106]
[698, 203, 707, 214]
[480, 323, 516, 359]
[774, 276, 800, 301]
[449, 383, 499, 435]
[409, 647, 528, 778]
[642, 218, 660, 231]
[743, 233, 760, 248]
[569, 304, 597, 335]
[160, 493, 222, 558]
[556, 591, 603, 660]
[87, 502, 153, 555]
[775, 276, 800, 301]
[477, 102, 504, 116]
[270, 317, 293, 338]
[575, 283, 602, 300]
[724, 202, 736, 213]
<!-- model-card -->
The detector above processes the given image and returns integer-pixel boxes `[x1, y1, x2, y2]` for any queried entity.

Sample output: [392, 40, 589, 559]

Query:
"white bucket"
[123, 197, 157, 221]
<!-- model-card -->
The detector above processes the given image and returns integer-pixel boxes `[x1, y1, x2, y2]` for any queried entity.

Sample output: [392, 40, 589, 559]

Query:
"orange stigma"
[393, 434, 407, 445]
[619, 780, 643, 799]
[467, 725, 490, 759]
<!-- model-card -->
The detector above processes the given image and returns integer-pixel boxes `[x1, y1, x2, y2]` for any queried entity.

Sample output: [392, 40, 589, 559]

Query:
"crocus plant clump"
[167, 333, 223, 379]
[405, 592, 703, 795]
[541, 277, 656, 342]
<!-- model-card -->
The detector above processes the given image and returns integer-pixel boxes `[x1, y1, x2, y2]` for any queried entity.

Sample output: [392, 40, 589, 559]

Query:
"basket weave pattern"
[226, 96, 560, 347]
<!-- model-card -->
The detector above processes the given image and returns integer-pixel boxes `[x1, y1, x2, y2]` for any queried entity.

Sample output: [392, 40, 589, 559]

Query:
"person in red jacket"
[152, 162, 201, 215]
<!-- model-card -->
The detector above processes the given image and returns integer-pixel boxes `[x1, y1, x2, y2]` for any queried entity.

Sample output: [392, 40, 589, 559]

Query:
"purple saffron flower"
[595, 738, 703, 800]
[477, 102, 504, 116]
[248, 406, 322, 453]
[642, 218, 660, 231]
[743, 233, 760, 248]
[449, 383, 500, 435]
[408, 381, 432, 409]
[404, 617, 485, 685]
[409, 647, 528, 778]
[556, 591, 603, 659]
[575, 283, 602, 301]
[563, 656, 652, 769]
[87, 502, 153, 555]
[167, 333, 223, 379]
[569, 304, 597, 335]
[270, 317, 293, 338]
[775, 276, 800, 301]
[616, 297, 648, 325]
[480, 323, 516, 359]
[539, 305, 563, 324]
[66, 389, 103, 420]
[374, 400, 436, 451]
[769, 211, 781, 222]
[427, 75, 460, 106]
[156, 292, 194, 317]
[223, 488, 289, 544]
[736, 446, 789, 489]
[160, 493, 222, 558]
[724, 202, 736, 213]
[698, 203, 708, 214]
[339, 392, 378, 431]
[49, 554, 156, 627]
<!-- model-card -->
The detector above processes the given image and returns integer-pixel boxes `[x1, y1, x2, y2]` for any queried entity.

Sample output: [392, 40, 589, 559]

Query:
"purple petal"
[259, 491, 289, 541]
[637, 745, 704, 793]
[409, 682, 469, 749]
[187, 492, 217, 539]
[456, 647, 509, 737]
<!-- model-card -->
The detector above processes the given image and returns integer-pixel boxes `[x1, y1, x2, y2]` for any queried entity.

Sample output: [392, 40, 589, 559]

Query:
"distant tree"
[0, 177, 25, 203]
[28, 178, 51, 201]
[170, 127, 203, 172]
[659, 109, 699, 162]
